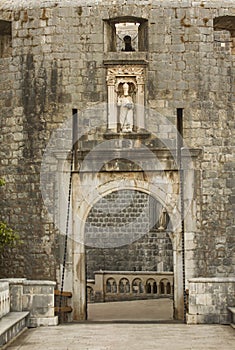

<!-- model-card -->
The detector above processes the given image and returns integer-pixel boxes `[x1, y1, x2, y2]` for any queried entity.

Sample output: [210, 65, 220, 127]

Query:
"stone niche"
[104, 17, 148, 52]
[106, 65, 146, 133]
[0, 20, 12, 58]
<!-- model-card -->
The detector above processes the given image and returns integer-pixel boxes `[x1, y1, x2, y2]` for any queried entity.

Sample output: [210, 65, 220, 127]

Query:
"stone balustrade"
[0, 279, 58, 327]
[0, 282, 10, 319]
[87, 271, 173, 303]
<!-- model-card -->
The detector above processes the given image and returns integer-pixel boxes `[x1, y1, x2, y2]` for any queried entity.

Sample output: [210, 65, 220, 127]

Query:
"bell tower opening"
[104, 17, 148, 52]
[115, 22, 139, 51]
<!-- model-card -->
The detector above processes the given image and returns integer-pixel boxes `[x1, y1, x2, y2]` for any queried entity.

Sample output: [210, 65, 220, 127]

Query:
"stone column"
[94, 272, 105, 302]
[136, 77, 145, 130]
[107, 75, 117, 132]
[172, 229, 184, 320]
[54, 151, 73, 293]
[72, 173, 87, 321]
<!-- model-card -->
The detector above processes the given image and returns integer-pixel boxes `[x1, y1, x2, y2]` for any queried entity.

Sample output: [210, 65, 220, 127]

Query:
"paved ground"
[6, 323, 235, 350]
[5, 300, 235, 350]
[87, 299, 173, 321]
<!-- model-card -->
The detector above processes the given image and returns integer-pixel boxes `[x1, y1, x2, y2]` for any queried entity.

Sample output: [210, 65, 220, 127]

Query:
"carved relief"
[107, 66, 145, 82]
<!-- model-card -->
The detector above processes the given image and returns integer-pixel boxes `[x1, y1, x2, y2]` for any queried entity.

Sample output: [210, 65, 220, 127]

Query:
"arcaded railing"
[0, 282, 10, 319]
[87, 271, 173, 303]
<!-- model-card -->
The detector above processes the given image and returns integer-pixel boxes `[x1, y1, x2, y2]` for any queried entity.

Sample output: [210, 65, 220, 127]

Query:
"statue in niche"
[158, 208, 167, 231]
[117, 82, 134, 132]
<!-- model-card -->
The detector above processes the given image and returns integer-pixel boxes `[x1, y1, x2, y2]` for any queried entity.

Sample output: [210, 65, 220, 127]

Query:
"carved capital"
[106, 72, 116, 86]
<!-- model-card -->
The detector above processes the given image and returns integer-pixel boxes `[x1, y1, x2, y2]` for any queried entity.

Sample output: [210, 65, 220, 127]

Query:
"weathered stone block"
[187, 278, 235, 324]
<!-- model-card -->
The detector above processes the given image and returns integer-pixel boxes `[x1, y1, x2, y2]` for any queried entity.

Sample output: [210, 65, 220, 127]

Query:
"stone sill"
[94, 270, 174, 275]
[103, 51, 148, 65]
[0, 279, 26, 285]
[0, 279, 56, 286]
[188, 277, 235, 283]
[103, 131, 151, 139]
[23, 280, 56, 286]
[76, 148, 201, 159]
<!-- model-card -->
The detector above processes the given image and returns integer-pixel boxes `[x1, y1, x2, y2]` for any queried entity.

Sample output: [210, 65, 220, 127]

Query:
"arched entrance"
[71, 174, 184, 321]
[85, 189, 174, 321]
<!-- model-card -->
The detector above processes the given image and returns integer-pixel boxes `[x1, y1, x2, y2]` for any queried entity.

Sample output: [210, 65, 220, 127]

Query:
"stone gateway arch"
[0, 0, 234, 325]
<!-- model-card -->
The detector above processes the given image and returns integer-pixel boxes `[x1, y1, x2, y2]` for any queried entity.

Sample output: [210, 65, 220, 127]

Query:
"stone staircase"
[228, 307, 235, 329]
[0, 312, 29, 348]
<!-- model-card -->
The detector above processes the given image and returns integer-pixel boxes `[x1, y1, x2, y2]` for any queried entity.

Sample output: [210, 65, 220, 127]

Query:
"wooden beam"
[54, 306, 73, 313]
[54, 290, 72, 298]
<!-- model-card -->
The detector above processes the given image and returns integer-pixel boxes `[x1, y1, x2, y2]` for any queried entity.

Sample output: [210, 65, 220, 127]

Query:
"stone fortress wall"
[85, 190, 173, 279]
[0, 0, 234, 298]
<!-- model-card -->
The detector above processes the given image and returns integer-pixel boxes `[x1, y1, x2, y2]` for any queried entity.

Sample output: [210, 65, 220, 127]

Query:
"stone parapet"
[187, 277, 235, 324]
[0, 279, 58, 327]
[0, 282, 10, 319]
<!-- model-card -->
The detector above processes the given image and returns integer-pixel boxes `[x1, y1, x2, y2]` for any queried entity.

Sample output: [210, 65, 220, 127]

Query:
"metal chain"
[177, 108, 186, 323]
[58, 149, 74, 323]
[180, 166, 186, 323]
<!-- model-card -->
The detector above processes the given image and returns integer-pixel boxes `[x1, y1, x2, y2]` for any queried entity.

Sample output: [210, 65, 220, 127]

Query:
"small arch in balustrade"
[146, 278, 158, 294]
[132, 278, 144, 294]
[106, 278, 117, 293]
[160, 280, 165, 294]
[160, 279, 171, 295]
[119, 278, 130, 293]
[153, 281, 157, 294]
[166, 281, 171, 294]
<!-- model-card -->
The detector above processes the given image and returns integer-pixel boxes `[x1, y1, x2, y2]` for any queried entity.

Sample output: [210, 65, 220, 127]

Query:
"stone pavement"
[6, 323, 235, 350]
[88, 299, 173, 321]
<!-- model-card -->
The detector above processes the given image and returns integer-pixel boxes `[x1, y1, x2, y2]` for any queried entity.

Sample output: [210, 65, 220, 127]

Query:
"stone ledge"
[103, 52, 148, 65]
[0, 312, 29, 347]
[28, 316, 58, 328]
[0, 312, 29, 334]
[103, 131, 151, 139]
[0, 280, 56, 286]
[0, 279, 26, 285]
[23, 280, 56, 286]
[188, 277, 235, 283]
[94, 270, 174, 275]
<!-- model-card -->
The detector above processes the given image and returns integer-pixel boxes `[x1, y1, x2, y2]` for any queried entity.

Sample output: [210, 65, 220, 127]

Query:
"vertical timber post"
[177, 108, 186, 323]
